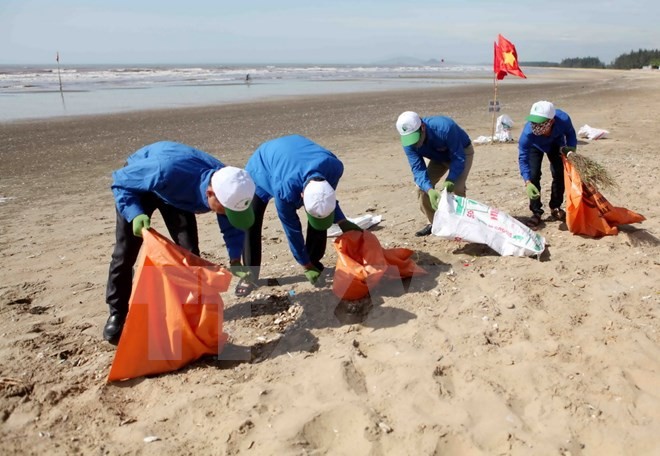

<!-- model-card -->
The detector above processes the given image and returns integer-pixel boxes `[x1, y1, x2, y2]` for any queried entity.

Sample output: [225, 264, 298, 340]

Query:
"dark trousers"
[242, 196, 327, 282]
[105, 193, 199, 317]
[527, 145, 565, 216]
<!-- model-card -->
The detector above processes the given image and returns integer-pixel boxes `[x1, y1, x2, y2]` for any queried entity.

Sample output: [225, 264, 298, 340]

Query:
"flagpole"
[56, 51, 63, 94]
[56, 51, 66, 110]
[490, 73, 499, 143]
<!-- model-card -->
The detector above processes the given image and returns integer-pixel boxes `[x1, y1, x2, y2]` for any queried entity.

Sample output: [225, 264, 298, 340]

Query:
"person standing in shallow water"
[395, 111, 474, 237]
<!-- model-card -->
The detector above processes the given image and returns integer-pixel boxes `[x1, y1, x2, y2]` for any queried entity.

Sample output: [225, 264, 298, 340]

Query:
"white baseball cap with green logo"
[526, 101, 556, 123]
[396, 111, 422, 146]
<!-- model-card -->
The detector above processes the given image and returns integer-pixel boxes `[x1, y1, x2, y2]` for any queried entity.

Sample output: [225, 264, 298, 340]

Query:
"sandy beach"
[1, 68, 659, 455]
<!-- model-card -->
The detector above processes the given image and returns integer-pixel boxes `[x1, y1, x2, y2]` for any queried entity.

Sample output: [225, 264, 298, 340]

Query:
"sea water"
[0, 63, 500, 122]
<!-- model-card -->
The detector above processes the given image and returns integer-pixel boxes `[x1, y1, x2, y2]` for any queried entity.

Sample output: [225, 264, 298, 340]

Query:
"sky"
[1, 0, 659, 65]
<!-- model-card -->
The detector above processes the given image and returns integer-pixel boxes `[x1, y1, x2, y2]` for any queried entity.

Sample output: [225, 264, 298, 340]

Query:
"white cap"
[211, 166, 255, 211]
[303, 180, 336, 218]
[396, 111, 422, 146]
[210, 167, 256, 230]
[303, 180, 336, 231]
[526, 101, 556, 123]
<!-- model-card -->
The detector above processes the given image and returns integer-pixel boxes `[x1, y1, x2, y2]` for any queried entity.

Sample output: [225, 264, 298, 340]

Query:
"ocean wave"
[0, 63, 490, 93]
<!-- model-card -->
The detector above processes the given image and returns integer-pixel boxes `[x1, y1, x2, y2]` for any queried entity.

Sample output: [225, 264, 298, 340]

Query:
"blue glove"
[132, 214, 150, 237]
[561, 146, 577, 156]
[427, 188, 441, 211]
[443, 180, 455, 193]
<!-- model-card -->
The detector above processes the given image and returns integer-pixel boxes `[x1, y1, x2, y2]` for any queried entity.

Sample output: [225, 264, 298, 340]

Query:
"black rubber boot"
[103, 313, 126, 345]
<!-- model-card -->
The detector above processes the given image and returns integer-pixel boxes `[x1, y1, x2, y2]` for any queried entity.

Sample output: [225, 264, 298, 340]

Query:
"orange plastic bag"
[107, 229, 230, 382]
[563, 155, 645, 237]
[332, 230, 426, 300]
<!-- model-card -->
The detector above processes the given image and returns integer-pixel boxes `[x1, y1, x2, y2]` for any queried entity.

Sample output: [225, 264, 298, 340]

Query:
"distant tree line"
[520, 61, 559, 67]
[522, 48, 660, 70]
[610, 49, 660, 69]
[559, 57, 605, 69]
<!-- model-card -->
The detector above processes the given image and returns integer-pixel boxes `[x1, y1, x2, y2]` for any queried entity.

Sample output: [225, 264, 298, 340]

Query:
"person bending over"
[238, 134, 361, 296]
[396, 111, 474, 237]
[104, 141, 255, 344]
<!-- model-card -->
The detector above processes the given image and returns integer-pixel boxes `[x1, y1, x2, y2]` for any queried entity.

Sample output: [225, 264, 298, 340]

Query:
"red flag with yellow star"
[494, 34, 526, 80]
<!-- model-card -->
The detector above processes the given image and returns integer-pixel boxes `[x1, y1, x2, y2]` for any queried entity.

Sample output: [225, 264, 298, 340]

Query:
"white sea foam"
[0, 63, 489, 92]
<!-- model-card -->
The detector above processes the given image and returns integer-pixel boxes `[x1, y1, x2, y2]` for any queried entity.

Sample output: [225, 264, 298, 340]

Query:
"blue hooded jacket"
[518, 109, 577, 181]
[402, 116, 472, 192]
[111, 141, 245, 259]
[245, 135, 346, 266]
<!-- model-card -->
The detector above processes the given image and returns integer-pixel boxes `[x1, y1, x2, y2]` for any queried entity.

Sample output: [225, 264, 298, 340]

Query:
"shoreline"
[0, 67, 631, 125]
[1, 79, 584, 201]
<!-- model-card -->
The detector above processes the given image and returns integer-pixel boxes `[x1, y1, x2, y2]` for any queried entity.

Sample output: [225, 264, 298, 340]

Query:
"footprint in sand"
[433, 364, 455, 398]
[297, 404, 380, 453]
[0, 281, 47, 309]
[341, 359, 367, 396]
[434, 432, 483, 455]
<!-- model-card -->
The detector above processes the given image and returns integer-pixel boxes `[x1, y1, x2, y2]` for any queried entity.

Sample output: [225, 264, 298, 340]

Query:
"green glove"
[339, 220, 363, 233]
[427, 188, 441, 211]
[132, 214, 151, 237]
[526, 182, 540, 200]
[443, 180, 455, 193]
[561, 146, 576, 156]
[304, 267, 322, 285]
[229, 263, 250, 279]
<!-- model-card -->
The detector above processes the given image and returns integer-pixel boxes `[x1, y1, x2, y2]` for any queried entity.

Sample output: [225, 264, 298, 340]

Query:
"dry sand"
[1, 69, 659, 455]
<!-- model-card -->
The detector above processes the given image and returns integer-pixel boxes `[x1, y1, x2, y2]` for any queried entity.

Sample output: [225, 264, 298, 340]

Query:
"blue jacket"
[518, 109, 577, 181]
[111, 141, 244, 260]
[402, 116, 472, 192]
[245, 135, 347, 266]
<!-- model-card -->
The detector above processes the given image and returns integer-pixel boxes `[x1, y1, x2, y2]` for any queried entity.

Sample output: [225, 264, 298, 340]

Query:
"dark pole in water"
[56, 51, 63, 93]
[56, 51, 66, 110]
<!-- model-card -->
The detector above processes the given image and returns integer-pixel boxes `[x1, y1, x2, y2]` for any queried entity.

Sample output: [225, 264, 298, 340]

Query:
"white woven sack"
[431, 190, 545, 257]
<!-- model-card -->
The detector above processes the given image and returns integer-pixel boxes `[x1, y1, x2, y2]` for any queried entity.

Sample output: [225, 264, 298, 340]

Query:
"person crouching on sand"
[104, 141, 255, 345]
[395, 111, 474, 237]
